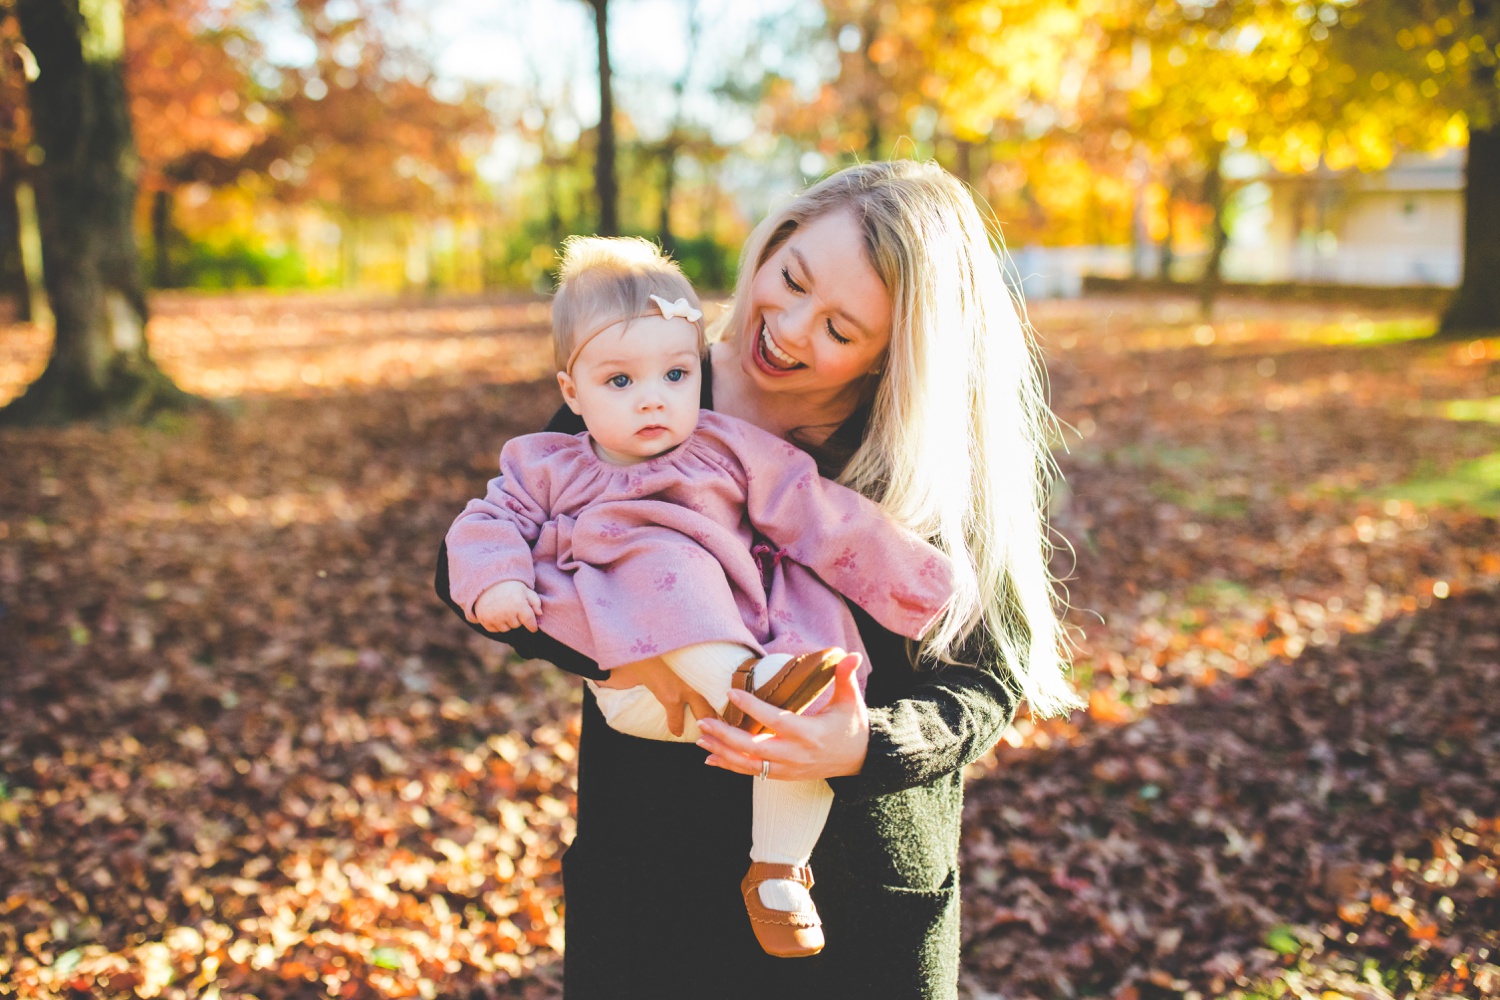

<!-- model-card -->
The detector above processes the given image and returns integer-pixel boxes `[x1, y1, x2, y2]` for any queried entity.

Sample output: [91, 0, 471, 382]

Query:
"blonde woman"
[436, 159, 1080, 999]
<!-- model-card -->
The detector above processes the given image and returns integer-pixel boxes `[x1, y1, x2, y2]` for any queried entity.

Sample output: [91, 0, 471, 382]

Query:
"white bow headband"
[564, 293, 704, 374]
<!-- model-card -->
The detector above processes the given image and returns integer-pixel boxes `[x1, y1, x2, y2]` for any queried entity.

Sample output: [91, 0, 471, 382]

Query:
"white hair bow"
[649, 294, 702, 323]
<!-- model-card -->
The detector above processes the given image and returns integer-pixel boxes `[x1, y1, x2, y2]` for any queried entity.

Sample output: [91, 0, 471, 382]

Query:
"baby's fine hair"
[551, 236, 705, 372]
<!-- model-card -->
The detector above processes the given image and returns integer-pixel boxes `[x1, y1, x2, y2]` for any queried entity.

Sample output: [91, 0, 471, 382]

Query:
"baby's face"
[558, 314, 702, 465]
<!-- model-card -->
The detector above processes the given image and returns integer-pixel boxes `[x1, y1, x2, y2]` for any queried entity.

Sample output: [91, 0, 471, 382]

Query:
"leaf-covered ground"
[1, 293, 1496, 1000]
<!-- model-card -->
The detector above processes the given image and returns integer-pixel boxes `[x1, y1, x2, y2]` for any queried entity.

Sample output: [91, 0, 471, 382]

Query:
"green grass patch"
[1185, 578, 1255, 610]
[1149, 481, 1252, 517]
[1263, 925, 1303, 956]
[1429, 396, 1500, 424]
[1299, 316, 1437, 346]
[1106, 442, 1214, 470]
[1385, 449, 1500, 516]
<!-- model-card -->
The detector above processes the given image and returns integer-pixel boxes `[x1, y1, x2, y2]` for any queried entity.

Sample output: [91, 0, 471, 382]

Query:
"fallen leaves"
[960, 296, 1500, 1000]
[1, 292, 1496, 999]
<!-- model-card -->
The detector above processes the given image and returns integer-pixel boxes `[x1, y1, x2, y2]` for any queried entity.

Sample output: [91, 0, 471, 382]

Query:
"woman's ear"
[557, 371, 583, 414]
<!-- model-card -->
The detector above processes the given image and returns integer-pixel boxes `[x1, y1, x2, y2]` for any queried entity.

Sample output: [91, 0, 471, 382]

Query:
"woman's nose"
[780, 300, 816, 347]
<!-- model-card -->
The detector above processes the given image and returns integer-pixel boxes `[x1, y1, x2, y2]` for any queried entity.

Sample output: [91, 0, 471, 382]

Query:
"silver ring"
[759, 759, 771, 781]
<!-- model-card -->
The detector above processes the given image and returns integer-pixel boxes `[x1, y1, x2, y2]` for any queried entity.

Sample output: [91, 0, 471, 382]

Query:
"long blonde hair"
[717, 160, 1081, 718]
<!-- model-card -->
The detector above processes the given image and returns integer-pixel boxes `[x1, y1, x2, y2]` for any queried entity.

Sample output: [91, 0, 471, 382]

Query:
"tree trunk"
[544, 152, 563, 245]
[952, 139, 970, 187]
[658, 142, 677, 255]
[1159, 176, 1179, 281]
[861, 10, 882, 161]
[1437, 133, 1500, 337]
[0, 151, 31, 323]
[151, 186, 174, 289]
[699, 181, 724, 290]
[1197, 146, 1228, 319]
[1129, 157, 1150, 280]
[2, 0, 195, 425]
[590, 0, 618, 236]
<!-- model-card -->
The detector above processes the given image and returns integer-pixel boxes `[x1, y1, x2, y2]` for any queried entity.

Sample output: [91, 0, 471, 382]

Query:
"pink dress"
[446, 411, 954, 685]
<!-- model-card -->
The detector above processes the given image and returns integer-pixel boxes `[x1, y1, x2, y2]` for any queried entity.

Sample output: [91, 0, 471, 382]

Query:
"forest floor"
[1, 291, 1497, 1000]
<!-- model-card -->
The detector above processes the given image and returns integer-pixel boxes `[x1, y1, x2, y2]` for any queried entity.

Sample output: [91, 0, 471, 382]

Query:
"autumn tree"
[585, 0, 618, 235]
[2, 0, 193, 424]
[124, 0, 266, 287]
[1325, 0, 1499, 336]
[1116, 2, 1328, 312]
[503, 38, 586, 248]
[0, 12, 36, 321]
[650, 0, 705, 254]
[766, 1, 939, 167]
[162, 0, 495, 290]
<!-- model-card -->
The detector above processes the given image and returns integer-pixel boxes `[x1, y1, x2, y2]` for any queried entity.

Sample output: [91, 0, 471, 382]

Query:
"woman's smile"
[754, 321, 807, 374]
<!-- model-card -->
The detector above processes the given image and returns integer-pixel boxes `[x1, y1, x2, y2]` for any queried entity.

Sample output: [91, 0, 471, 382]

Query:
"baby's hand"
[474, 581, 543, 632]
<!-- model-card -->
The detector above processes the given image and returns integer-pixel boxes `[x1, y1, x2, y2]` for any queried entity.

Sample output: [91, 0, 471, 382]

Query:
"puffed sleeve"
[434, 405, 608, 682]
[730, 419, 955, 639]
[444, 437, 556, 619]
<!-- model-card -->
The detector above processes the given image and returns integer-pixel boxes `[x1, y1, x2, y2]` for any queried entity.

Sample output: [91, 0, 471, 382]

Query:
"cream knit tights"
[589, 641, 832, 914]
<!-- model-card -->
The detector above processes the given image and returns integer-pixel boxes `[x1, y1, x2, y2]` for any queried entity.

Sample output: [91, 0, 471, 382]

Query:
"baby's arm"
[445, 439, 553, 624]
[733, 425, 955, 639]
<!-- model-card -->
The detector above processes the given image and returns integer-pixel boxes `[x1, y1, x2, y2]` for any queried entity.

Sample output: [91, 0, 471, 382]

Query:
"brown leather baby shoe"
[721, 648, 846, 736]
[740, 862, 824, 958]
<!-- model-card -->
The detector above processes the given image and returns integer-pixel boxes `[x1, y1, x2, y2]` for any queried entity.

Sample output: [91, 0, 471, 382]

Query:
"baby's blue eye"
[609, 374, 630, 388]
[665, 368, 686, 382]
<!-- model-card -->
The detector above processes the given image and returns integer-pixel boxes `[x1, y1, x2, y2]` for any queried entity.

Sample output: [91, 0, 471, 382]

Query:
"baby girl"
[445, 236, 954, 957]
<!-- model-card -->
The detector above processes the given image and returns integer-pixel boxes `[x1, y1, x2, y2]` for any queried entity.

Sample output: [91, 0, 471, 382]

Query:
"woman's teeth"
[760, 324, 802, 369]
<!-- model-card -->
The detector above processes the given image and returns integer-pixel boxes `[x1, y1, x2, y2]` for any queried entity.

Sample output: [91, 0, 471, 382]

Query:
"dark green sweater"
[435, 369, 1018, 999]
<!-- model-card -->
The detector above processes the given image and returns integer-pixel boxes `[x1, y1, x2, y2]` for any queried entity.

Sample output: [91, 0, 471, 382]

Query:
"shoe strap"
[721, 657, 759, 729]
[745, 861, 814, 888]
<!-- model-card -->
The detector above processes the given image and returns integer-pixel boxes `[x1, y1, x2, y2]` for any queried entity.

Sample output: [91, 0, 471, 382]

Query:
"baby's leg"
[671, 644, 837, 915]
[751, 777, 833, 914]
[590, 642, 793, 743]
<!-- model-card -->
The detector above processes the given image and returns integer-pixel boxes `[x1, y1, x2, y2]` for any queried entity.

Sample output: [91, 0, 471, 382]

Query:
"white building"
[1009, 147, 1465, 298]
[1229, 147, 1464, 287]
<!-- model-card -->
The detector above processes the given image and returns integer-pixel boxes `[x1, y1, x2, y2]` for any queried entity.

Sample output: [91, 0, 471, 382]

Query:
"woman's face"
[737, 209, 892, 402]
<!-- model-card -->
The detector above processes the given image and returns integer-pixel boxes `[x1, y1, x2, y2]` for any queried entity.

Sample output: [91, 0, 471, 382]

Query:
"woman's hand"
[695, 653, 868, 782]
[597, 655, 718, 738]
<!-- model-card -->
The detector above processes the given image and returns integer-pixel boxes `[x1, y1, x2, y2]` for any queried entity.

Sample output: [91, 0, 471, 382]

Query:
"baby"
[446, 236, 954, 957]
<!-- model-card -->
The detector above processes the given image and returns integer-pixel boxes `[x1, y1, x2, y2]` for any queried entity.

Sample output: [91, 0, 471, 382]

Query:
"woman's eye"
[665, 368, 686, 382]
[826, 321, 851, 345]
[780, 266, 805, 294]
[609, 374, 630, 388]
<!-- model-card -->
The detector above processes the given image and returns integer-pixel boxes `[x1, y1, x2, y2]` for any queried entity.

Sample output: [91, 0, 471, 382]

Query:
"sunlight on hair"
[715, 160, 1085, 719]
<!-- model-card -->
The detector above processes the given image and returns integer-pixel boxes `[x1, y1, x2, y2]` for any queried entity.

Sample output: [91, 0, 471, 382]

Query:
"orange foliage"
[125, 0, 266, 190]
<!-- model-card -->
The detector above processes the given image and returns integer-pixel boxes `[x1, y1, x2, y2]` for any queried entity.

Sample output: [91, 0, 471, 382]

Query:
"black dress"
[435, 364, 1017, 1000]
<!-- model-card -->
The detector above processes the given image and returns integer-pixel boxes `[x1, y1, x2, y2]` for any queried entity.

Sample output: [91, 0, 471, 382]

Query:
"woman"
[435, 160, 1080, 999]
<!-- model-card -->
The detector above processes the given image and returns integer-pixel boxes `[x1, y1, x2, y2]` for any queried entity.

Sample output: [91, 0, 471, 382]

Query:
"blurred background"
[0, 0, 1488, 305]
[3, 4, 1499, 999]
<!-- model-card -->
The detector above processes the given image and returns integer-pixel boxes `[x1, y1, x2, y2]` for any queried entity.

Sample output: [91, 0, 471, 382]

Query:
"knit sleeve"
[826, 611, 1017, 803]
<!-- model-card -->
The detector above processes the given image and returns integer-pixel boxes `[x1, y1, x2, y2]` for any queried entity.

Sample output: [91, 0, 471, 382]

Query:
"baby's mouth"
[758, 321, 805, 371]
